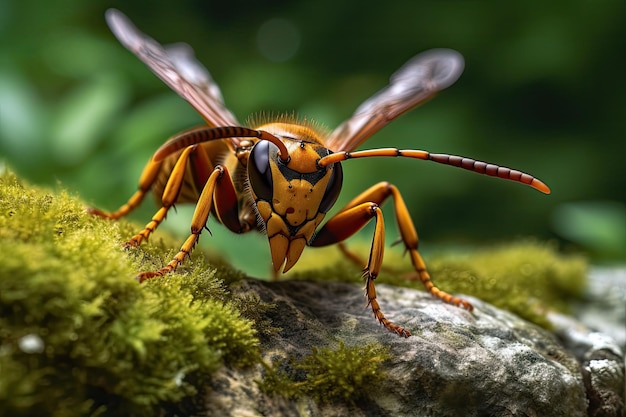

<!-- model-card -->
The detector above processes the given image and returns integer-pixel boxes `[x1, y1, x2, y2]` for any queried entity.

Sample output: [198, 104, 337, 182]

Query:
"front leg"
[138, 161, 251, 282]
[311, 182, 474, 337]
[315, 181, 472, 311]
[124, 145, 197, 248]
[311, 202, 410, 337]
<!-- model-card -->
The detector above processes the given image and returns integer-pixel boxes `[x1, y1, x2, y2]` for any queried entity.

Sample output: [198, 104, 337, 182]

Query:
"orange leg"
[137, 163, 245, 282]
[311, 182, 473, 337]
[337, 241, 400, 276]
[337, 242, 367, 268]
[313, 201, 410, 336]
[124, 146, 197, 247]
[87, 157, 163, 220]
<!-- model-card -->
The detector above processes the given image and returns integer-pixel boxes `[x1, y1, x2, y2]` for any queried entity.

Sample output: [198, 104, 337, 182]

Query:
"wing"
[105, 9, 241, 147]
[325, 49, 464, 153]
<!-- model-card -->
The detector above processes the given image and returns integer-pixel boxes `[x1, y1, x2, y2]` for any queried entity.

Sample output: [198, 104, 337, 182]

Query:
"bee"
[90, 9, 550, 337]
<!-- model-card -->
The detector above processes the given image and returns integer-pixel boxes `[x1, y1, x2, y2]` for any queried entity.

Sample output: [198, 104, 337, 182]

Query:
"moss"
[260, 341, 391, 403]
[426, 242, 587, 327]
[0, 167, 590, 413]
[292, 241, 587, 328]
[0, 170, 259, 416]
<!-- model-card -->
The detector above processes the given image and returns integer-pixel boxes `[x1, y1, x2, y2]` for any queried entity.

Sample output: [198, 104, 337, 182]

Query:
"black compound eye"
[318, 163, 343, 213]
[248, 140, 275, 202]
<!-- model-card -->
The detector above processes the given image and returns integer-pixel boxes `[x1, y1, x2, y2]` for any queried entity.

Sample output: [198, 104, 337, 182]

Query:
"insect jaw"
[248, 138, 343, 273]
[257, 200, 326, 273]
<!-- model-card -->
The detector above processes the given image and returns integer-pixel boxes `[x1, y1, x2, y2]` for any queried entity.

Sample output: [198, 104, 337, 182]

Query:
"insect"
[90, 9, 551, 337]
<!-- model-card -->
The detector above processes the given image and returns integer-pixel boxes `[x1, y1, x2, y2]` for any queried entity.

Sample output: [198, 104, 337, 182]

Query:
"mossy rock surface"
[1, 169, 623, 417]
[0, 170, 259, 416]
[208, 278, 624, 417]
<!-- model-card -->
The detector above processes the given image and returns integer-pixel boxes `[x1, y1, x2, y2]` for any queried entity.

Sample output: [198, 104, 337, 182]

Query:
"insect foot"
[364, 272, 412, 337]
[136, 271, 161, 283]
[85, 206, 109, 219]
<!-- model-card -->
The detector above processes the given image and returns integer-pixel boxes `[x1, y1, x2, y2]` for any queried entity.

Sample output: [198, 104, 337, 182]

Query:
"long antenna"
[152, 126, 290, 162]
[318, 148, 550, 194]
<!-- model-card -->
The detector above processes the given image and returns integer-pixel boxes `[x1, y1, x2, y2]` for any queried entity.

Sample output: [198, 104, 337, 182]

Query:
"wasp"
[90, 9, 551, 337]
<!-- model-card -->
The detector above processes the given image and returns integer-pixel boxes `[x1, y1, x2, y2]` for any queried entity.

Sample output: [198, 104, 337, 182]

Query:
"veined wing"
[325, 49, 464, 153]
[105, 9, 241, 147]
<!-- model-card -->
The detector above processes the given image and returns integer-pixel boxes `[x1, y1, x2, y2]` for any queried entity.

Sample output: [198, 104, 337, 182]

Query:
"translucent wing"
[325, 49, 464, 153]
[105, 9, 241, 147]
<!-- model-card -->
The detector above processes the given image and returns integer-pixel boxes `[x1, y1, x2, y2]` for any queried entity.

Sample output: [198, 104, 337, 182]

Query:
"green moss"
[261, 341, 391, 403]
[426, 242, 587, 327]
[292, 241, 587, 328]
[0, 167, 591, 413]
[0, 170, 259, 416]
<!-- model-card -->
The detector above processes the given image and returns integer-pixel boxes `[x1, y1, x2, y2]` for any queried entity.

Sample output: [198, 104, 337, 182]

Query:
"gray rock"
[205, 279, 624, 417]
[549, 267, 626, 417]
[574, 268, 626, 350]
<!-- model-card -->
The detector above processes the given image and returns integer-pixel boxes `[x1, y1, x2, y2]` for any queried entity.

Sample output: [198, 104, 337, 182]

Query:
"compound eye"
[248, 140, 275, 202]
[318, 163, 343, 213]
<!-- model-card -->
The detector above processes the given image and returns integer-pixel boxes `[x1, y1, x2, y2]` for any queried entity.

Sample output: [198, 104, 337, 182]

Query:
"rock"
[205, 279, 625, 417]
[549, 267, 626, 417]
[3, 170, 621, 416]
[574, 268, 626, 350]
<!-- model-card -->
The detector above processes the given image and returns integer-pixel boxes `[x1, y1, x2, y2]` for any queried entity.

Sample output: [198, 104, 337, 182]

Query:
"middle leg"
[316, 181, 472, 310]
[311, 182, 473, 336]
[311, 201, 410, 337]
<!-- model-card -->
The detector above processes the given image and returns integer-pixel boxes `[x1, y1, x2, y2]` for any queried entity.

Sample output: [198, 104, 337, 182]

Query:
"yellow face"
[248, 122, 343, 273]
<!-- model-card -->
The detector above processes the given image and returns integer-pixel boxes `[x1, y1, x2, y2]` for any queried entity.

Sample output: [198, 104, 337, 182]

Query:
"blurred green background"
[1, 0, 625, 275]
